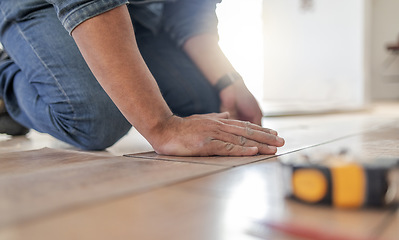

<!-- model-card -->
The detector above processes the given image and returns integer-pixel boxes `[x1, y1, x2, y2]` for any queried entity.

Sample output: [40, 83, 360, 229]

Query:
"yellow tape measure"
[283, 155, 399, 208]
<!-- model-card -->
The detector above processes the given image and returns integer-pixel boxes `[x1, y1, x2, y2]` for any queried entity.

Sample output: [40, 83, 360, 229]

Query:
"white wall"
[216, 0, 264, 101]
[370, 0, 399, 100]
[262, 0, 369, 115]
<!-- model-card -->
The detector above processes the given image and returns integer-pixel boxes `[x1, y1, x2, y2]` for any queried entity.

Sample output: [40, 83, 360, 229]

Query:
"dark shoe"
[0, 98, 5, 114]
[0, 99, 30, 136]
[0, 49, 29, 136]
[0, 48, 9, 61]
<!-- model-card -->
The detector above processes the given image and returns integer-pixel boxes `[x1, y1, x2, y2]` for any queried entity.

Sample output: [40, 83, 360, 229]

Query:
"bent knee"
[76, 113, 131, 151]
[44, 101, 132, 150]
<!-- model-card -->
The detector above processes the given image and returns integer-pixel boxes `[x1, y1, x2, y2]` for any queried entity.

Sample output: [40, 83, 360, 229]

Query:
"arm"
[183, 34, 263, 125]
[160, 0, 263, 125]
[71, 5, 284, 156]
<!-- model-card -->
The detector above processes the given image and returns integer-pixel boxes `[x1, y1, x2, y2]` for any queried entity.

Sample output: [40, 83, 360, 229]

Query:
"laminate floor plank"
[125, 152, 275, 166]
[379, 210, 399, 240]
[0, 150, 226, 228]
[0, 158, 388, 240]
[0, 148, 111, 175]
[3, 121, 398, 240]
[2, 103, 399, 240]
[172, 160, 390, 240]
[0, 178, 289, 240]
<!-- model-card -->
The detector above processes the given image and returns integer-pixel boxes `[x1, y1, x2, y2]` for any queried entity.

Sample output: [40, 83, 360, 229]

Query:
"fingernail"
[268, 146, 277, 152]
[271, 130, 278, 135]
[276, 136, 285, 144]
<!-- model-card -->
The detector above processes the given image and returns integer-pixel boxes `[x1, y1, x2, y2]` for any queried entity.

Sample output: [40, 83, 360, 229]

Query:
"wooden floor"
[1, 102, 399, 240]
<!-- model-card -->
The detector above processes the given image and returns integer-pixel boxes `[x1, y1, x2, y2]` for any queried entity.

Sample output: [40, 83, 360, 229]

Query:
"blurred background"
[216, 0, 399, 116]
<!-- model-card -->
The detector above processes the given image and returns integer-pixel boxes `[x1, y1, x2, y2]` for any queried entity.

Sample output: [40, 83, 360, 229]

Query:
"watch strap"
[214, 72, 242, 92]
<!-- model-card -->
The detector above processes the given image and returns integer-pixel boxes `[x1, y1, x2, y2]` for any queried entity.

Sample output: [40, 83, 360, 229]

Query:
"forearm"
[183, 33, 263, 125]
[183, 34, 237, 85]
[71, 5, 172, 140]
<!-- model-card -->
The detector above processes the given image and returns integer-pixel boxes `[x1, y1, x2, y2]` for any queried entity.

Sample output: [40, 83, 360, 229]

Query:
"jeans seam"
[13, 21, 78, 135]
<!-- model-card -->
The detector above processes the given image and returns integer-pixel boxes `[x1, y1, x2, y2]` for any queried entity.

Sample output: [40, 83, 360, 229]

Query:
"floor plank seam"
[123, 154, 229, 166]
[0, 167, 230, 230]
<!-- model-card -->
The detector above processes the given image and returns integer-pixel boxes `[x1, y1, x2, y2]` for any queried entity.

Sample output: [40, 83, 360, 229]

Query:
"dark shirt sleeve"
[162, 0, 221, 47]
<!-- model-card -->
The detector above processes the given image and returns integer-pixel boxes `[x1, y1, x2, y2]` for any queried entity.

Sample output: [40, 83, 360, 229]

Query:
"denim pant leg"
[0, 0, 131, 150]
[132, 23, 221, 117]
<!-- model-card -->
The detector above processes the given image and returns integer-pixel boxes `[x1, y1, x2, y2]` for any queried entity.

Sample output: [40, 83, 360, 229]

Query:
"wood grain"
[0, 149, 226, 228]
[126, 151, 276, 166]
[1, 109, 399, 240]
[0, 148, 110, 175]
[1, 157, 390, 240]
[378, 208, 399, 240]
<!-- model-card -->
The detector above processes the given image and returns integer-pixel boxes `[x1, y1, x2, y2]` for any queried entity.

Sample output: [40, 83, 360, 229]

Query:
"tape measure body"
[285, 162, 392, 208]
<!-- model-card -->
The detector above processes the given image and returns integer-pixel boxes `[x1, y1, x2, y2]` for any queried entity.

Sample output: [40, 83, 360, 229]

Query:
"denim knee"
[39, 93, 132, 151]
[72, 100, 132, 151]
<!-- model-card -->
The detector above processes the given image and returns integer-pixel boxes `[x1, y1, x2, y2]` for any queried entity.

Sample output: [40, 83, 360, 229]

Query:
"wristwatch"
[214, 72, 242, 93]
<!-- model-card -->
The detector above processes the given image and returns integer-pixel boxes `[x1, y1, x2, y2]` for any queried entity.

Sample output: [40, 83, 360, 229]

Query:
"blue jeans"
[0, 1, 220, 150]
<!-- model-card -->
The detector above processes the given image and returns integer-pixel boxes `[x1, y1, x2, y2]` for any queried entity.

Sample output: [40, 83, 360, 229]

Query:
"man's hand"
[149, 113, 284, 156]
[219, 80, 263, 125]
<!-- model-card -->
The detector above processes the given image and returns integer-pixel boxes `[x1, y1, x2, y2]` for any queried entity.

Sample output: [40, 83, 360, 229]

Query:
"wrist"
[145, 114, 182, 153]
[213, 72, 243, 93]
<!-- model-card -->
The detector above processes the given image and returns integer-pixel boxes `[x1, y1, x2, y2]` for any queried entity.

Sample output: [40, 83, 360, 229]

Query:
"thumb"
[201, 112, 230, 119]
[220, 103, 238, 121]
[213, 111, 230, 119]
[189, 112, 230, 120]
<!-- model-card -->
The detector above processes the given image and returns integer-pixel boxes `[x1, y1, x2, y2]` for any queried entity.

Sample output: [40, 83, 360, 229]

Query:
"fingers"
[188, 112, 230, 120]
[206, 112, 230, 119]
[220, 104, 238, 121]
[153, 115, 284, 157]
[219, 118, 279, 136]
[217, 122, 284, 148]
[211, 131, 278, 155]
[205, 139, 259, 156]
[202, 118, 284, 153]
